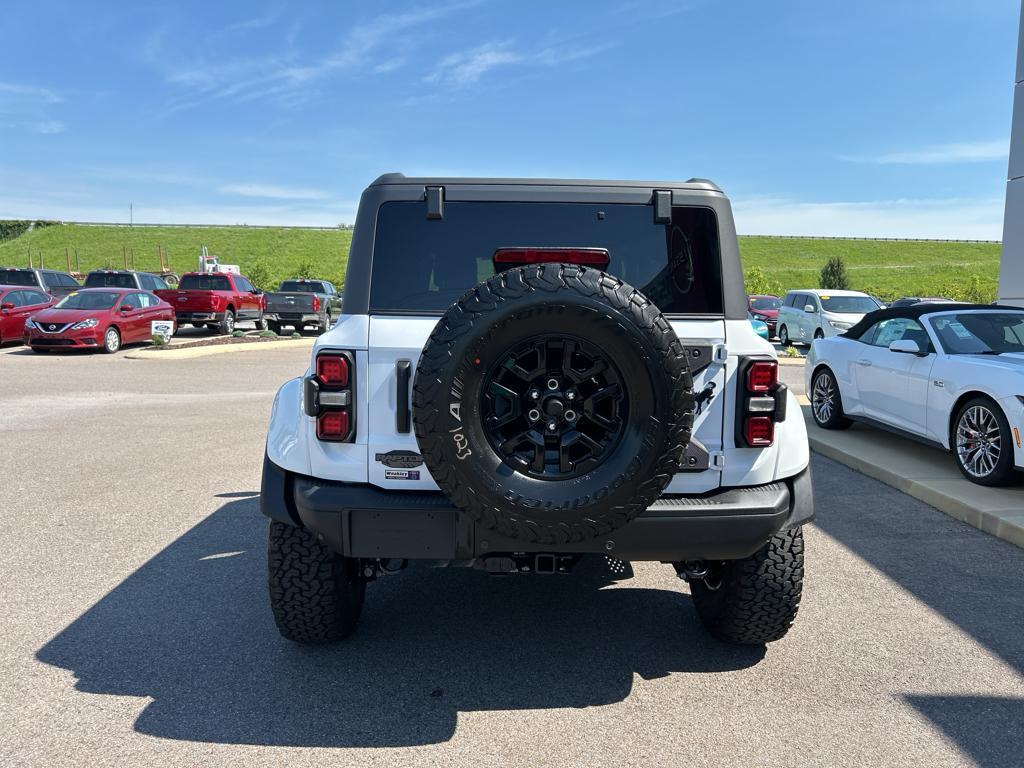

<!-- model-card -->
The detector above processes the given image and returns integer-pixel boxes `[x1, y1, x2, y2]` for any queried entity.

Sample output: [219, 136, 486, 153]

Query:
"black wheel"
[413, 263, 694, 546]
[952, 397, 1017, 486]
[217, 310, 236, 335]
[268, 521, 366, 643]
[778, 325, 791, 347]
[102, 326, 121, 354]
[267, 320, 281, 336]
[690, 527, 805, 645]
[810, 367, 851, 430]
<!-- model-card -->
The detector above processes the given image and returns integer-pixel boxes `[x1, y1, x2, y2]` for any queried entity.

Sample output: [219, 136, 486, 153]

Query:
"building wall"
[1000, 4, 1024, 304]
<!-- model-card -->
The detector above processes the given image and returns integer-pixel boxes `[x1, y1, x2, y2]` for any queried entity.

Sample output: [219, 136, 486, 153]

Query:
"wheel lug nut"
[547, 421, 558, 431]
[566, 391, 576, 400]
[530, 389, 540, 399]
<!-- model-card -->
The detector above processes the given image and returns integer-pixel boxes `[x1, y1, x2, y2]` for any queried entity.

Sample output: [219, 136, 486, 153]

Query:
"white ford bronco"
[261, 174, 813, 645]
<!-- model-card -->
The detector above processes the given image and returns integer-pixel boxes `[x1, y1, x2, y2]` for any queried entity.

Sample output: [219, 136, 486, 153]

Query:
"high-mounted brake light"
[492, 247, 611, 271]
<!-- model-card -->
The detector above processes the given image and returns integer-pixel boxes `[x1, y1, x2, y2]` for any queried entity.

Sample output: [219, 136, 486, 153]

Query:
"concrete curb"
[802, 406, 1024, 550]
[777, 357, 806, 367]
[125, 338, 315, 360]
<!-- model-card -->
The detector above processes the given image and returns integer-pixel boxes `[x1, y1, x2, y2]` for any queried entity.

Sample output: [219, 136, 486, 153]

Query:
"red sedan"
[0, 284, 56, 345]
[25, 288, 176, 353]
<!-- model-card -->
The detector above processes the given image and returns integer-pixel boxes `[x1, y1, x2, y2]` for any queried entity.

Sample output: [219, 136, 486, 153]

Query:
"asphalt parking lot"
[1, 346, 1022, 767]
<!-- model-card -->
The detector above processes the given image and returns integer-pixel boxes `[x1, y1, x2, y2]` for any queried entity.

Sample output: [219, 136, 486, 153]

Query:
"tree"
[246, 259, 273, 291]
[820, 257, 850, 290]
[744, 266, 783, 297]
[295, 259, 316, 279]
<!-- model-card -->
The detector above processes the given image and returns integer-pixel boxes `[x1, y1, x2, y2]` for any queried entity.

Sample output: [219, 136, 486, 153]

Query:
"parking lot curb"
[777, 357, 805, 367]
[124, 338, 315, 360]
[802, 406, 1024, 550]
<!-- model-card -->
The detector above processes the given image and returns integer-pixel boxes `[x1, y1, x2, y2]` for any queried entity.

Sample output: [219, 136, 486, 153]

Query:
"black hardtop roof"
[845, 303, 1018, 339]
[369, 172, 723, 193]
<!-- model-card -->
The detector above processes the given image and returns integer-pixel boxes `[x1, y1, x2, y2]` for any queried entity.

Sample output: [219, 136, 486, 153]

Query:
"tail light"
[305, 351, 355, 442]
[311, 296, 321, 312]
[493, 247, 610, 272]
[736, 358, 786, 448]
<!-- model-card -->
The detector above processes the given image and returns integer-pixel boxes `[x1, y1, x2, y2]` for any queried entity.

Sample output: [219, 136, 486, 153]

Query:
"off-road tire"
[267, 521, 366, 644]
[690, 526, 804, 645]
[413, 262, 694, 546]
[217, 310, 236, 336]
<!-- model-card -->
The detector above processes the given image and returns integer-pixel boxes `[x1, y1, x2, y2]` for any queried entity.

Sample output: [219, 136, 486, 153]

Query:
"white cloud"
[732, 195, 1006, 240]
[842, 139, 1009, 165]
[425, 39, 612, 88]
[31, 120, 65, 135]
[0, 82, 65, 134]
[218, 183, 329, 200]
[151, 1, 478, 112]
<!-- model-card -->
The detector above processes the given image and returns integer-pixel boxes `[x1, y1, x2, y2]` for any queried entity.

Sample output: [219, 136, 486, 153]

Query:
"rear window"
[85, 273, 135, 288]
[0, 269, 38, 287]
[369, 201, 723, 314]
[279, 280, 326, 293]
[179, 274, 232, 291]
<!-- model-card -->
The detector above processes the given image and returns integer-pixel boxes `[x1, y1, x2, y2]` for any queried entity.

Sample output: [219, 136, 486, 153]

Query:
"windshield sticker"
[947, 321, 972, 339]
[819, 295, 831, 300]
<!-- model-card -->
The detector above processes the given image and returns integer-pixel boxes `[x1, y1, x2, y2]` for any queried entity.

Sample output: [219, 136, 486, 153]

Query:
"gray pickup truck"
[263, 279, 342, 335]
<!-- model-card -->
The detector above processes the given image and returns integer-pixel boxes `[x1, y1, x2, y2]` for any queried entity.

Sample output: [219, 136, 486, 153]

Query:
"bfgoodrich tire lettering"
[412, 263, 694, 546]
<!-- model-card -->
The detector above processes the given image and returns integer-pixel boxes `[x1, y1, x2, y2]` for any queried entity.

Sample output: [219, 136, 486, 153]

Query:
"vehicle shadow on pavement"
[36, 497, 764, 748]
[809, 455, 1024, 766]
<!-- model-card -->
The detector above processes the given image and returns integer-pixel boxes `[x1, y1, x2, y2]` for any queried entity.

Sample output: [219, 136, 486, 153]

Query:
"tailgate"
[159, 290, 219, 310]
[364, 316, 726, 492]
[266, 293, 316, 313]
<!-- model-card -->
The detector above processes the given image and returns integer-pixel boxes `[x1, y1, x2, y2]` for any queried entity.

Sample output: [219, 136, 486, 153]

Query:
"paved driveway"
[0, 347, 1021, 767]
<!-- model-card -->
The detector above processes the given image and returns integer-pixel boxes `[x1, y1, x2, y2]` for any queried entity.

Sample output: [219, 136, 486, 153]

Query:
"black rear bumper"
[261, 456, 813, 562]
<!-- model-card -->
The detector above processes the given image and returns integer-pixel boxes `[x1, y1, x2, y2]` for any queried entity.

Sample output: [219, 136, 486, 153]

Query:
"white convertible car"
[806, 304, 1024, 486]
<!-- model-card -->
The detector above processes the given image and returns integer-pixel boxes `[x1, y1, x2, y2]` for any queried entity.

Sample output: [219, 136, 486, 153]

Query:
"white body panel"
[807, 310, 1024, 468]
[267, 313, 811, 488]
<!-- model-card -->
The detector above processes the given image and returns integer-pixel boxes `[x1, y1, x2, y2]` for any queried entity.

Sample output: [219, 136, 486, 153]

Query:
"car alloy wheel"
[225, 312, 235, 333]
[104, 328, 121, 353]
[956, 405, 1002, 480]
[811, 371, 836, 425]
[480, 334, 628, 480]
[779, 326, 789, 346]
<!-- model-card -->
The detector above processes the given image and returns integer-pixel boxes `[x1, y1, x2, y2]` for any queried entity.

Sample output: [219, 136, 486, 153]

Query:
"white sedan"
[806, 305, 1024, 486]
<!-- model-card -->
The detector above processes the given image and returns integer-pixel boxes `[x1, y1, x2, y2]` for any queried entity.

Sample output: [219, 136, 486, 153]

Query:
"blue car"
[748, 312, 770, 340]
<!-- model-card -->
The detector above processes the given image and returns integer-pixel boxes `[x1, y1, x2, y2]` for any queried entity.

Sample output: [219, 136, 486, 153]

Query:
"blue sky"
[0, 0, 1020, 237]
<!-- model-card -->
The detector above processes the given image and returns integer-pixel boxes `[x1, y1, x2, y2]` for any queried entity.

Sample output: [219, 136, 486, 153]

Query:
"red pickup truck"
[155, 272, 266, 335]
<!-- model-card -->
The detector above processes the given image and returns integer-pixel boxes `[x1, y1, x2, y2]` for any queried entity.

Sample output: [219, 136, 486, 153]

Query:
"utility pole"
[130, 203, 133, 227]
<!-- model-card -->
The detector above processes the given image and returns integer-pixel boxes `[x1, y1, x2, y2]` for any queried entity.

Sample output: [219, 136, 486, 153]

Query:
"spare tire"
[412, 263, 694, 545]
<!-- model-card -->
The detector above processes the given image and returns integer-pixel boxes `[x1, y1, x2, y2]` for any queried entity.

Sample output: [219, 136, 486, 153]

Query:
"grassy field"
[0, 224, 351, 291]
[0, 223, 1001, 302]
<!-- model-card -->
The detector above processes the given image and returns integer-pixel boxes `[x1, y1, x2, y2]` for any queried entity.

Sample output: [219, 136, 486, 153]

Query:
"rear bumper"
[265, 312, 322, 325]
[175, 311, 223, 323]
[261, 456, 814, 562]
